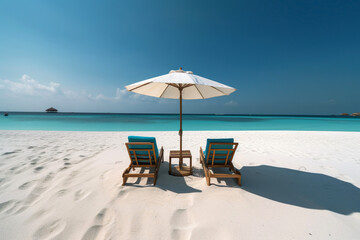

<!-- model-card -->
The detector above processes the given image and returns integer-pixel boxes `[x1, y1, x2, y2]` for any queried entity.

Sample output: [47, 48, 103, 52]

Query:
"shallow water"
[0, 112, 359, 132]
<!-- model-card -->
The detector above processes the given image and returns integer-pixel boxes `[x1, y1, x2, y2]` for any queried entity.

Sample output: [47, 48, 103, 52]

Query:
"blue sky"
[0, 0, 359, 114]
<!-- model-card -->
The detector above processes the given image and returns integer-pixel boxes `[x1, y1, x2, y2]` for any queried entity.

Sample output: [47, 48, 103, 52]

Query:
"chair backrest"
[126, 136, 159, 166]
[205, 138, 238, 166]
[126, 142, 158, 166]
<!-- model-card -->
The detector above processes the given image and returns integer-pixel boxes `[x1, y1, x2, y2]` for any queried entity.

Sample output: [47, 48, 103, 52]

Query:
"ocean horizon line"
[1, 111, 358, 118]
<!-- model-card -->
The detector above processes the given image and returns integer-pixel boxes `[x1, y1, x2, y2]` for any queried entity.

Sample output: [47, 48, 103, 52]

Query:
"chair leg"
[201, 158, 211, 186]
[122, 164, 132, 186]
[122, 176, 128, 186]
[206, 174, 211, 186]
[205, 167, 211, 186]
[229, 163, 242, 186]
[153, 175, 157, 185]
[122, 166, 131, 176]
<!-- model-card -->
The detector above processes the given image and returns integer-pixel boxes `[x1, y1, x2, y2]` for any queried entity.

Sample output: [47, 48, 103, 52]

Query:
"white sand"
[0, 130, 360, 240]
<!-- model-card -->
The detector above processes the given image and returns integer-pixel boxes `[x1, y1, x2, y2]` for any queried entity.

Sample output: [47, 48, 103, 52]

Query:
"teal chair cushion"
[128, 136, 159, 163]
[204, 138, 234, 164]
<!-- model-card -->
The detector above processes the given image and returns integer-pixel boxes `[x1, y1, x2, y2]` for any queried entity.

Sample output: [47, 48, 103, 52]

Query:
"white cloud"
[91, 88, 128, 101]
[115, 88, 127, 100]
[95, 93, 111, 100]
[225, 100, 238, 106]
[0, 74, 148, 104]
[1, 74, 61, 96]
[90, 88, 156, 103]
[63, 90, 78, 98]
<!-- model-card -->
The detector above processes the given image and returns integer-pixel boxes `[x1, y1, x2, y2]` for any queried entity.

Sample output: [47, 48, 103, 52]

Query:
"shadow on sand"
[123, 163, 202, 194]
[241, 165, 360, 215]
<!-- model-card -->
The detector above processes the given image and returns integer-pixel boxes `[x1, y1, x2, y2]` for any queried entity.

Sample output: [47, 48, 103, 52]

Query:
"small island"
[46, 107, 58, 113]
[340, 113, 360, 117]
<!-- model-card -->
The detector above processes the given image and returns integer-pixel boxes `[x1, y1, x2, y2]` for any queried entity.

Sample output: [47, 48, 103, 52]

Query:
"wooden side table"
[169, 150, 192, 176]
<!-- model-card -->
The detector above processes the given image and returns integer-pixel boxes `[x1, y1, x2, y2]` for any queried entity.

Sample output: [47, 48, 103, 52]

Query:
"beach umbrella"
[125, 68, 236, 175]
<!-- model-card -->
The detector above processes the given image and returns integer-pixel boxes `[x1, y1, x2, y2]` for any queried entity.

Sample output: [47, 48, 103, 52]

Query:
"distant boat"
[46, 107, 58, 113]
[4, 112, 8, 116]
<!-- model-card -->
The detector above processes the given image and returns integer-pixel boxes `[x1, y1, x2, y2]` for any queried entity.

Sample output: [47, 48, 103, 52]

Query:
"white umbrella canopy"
[125, 68, 236, 99]
[125, 68, 236, 176]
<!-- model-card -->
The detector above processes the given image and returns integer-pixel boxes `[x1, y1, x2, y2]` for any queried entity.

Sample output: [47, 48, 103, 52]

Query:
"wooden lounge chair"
[200, 138, 241, 186]
[123, 136, 164, 186]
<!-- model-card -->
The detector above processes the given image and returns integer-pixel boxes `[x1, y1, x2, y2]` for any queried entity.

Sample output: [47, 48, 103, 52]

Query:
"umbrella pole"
[179, 87, 183, 169]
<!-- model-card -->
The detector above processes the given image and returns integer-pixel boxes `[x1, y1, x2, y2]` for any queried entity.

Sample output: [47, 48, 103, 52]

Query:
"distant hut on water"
[46, 107, 58, 113]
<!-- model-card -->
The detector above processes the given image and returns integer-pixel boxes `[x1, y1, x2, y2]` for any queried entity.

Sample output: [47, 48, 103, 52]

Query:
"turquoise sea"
[1, 112, 360, 132]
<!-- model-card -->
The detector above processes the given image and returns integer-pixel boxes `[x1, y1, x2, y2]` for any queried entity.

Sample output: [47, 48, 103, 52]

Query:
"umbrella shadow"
[156, 162, 202, 194]
[124, 162, 202, 194]
[240, 165, 360, 215]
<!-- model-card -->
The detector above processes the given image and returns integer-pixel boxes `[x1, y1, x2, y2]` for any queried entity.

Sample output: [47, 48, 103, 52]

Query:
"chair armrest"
[200, 147, 205, 161]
